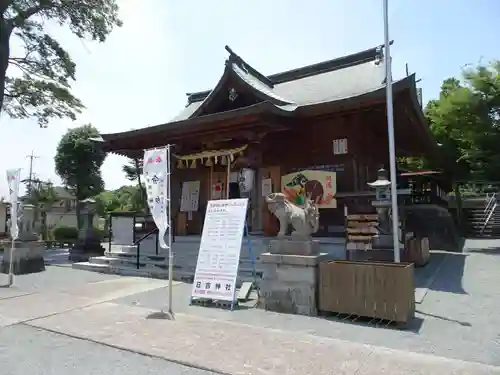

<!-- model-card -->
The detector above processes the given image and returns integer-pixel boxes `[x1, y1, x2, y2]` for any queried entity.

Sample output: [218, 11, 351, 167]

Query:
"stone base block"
[259, 252, 327, 317]
[268, 238, 320, 256]
[68, 250, 104, 262]
[0, 241, 45, 275]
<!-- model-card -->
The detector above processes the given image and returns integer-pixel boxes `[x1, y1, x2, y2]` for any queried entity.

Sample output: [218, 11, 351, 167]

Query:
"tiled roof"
[171, 45, 386, 122]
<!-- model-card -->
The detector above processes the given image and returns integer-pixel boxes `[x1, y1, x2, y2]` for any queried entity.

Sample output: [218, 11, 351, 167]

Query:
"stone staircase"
[72, 236, 346, 286]
[464, 196, 500, 238]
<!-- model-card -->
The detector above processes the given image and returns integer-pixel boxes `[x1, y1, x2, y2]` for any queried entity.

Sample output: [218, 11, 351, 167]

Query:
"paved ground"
[0, 239, 498, 374]
[113, 244, 500, 367]
[0, 324, 217, 375]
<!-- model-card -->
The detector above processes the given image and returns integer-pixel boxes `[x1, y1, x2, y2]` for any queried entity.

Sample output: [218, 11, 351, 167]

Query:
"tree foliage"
[405, 61, 500, 181]
[95, 185, 145, 216]
[121, 157, 147, 211]
[0, 0, 122, 127]
[54, 124, 105, 227]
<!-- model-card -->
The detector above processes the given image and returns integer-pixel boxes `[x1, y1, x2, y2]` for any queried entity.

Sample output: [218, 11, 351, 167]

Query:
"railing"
[133, 228, 159, 269]
[480, 193, 497, 235]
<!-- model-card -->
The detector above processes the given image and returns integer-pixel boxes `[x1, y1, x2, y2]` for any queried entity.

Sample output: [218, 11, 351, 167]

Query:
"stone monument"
[259, 192, 327, 316]
[1, 203, 46, 275]
[68, 199, 105, 262]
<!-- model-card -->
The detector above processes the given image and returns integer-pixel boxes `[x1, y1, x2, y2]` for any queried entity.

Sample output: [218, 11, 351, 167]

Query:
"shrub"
[52, 226, 79, 241]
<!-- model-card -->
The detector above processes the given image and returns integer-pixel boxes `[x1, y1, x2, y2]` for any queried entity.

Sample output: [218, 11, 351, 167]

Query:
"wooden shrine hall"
[98, 43, 444, 237]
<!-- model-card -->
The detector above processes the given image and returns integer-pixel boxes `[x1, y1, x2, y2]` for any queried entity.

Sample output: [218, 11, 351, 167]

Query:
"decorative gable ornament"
[228, 88, 238, 102]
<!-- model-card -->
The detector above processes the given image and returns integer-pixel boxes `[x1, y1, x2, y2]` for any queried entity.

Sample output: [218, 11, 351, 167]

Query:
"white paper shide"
[6, 169, 21, 239]
[143, 148, 170, 248]
[192, 198, 248, 302]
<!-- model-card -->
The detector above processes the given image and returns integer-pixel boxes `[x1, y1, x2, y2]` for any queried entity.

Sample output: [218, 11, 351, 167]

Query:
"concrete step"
[72, 262, 261, 286]
[90, 254, 263, 271]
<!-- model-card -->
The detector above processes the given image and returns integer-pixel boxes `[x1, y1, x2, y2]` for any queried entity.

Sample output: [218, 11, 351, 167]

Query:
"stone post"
[0, 203, 45, 275]
[259, 252, 328, 316]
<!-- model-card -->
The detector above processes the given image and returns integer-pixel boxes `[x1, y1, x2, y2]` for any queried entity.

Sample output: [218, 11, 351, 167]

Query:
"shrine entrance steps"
[72, 236, 345, 285]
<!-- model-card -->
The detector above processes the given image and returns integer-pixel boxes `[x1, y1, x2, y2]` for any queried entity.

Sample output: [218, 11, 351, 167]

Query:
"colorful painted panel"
[281, 170, 337, 208]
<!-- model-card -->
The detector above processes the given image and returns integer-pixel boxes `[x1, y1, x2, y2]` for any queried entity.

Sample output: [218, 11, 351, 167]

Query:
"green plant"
[52, 226, 79, 241]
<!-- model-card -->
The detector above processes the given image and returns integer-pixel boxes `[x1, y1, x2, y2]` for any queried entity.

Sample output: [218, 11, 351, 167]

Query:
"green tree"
[122, 157, 147, 210]
[0, 0, 122, 127]
[424, 62, 500, 181]
[54, 124, 105, 228]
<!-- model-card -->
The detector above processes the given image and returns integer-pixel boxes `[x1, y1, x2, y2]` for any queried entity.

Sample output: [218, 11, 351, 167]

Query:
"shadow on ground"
[466, 246, 500, 256]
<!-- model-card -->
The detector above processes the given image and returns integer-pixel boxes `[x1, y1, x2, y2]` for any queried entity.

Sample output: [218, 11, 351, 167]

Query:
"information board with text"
[191, 198, 248, 302]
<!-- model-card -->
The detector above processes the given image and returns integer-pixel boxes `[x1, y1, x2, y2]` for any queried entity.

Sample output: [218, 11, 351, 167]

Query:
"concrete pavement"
[1, 239, 499, 374]
[26, 302, 500, 375]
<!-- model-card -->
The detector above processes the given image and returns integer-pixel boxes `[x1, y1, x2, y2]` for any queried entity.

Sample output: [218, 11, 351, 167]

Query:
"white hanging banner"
[191, 198, 248, 302]
[143, 148, 170, 249]
[6, 169, 21, 239]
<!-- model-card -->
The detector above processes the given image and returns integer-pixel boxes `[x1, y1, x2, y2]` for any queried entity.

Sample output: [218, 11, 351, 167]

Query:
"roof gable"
[187, 47, 297, 119]
[173, 44, 386, 122]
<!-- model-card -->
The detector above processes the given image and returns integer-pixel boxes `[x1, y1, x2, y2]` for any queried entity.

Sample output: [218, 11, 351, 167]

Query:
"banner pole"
[7, 237, 14, 286]
[167, 144, 174, 316]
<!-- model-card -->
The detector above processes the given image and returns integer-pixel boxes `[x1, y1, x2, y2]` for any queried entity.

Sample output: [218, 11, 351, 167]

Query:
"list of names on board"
[191, 198, 248, 301]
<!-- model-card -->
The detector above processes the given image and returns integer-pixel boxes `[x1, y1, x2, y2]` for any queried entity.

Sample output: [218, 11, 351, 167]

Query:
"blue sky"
[0, 0, 499, 196]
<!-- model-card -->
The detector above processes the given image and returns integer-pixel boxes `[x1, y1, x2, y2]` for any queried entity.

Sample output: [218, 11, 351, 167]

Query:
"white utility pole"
[383, 0, 401, 262]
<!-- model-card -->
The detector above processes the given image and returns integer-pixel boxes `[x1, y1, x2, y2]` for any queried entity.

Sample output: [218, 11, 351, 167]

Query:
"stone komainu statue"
[265, 192, 319, 238]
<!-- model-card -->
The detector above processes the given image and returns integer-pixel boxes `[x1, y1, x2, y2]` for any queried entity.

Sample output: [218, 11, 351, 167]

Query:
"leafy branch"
[1, 0, 122, 126]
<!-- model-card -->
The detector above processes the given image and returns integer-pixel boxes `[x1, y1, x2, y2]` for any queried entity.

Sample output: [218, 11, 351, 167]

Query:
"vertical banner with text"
[191, 198, 248, 302]
[6, 169, 21, 239]
[143, 148, 169, 248]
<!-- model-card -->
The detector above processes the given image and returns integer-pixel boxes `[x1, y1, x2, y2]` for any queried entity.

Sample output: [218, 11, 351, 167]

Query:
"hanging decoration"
[174, 144, 248, 169]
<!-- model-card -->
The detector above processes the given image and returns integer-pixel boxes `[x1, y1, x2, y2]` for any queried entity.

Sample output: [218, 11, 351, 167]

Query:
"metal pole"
[167, 144, 174, 314]
[7, 237, 14, 286]
[226, 155, 230, 199]
[383, 0, 401, 262]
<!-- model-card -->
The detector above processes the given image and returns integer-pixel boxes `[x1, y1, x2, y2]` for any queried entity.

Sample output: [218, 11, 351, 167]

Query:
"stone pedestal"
[259, 252, 328, 316]
[0, 240, 45, 275]
[268, 238, 320, 256]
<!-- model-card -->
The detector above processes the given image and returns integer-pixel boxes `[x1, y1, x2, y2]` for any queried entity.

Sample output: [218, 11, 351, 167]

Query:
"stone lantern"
[368, 168, 394, 248]
[368, 168, 391, 204]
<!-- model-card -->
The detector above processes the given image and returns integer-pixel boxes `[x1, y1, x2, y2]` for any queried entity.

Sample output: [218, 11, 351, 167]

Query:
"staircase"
[464, 194, 500, 238]
[72, 235, 346, 286]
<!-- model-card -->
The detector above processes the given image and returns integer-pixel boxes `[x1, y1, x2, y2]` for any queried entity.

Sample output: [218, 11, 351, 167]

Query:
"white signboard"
[261, 178, 272, 197]
[333, 138, 348, 155]
[143, 148, 170, 249]
[191, 198, 248, 302]
[180, 180, 200, 212]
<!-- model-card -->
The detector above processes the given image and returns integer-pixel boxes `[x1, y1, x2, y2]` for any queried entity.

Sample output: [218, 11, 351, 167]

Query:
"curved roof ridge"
[187, 60, 296, 119]
[186, 43, 387, 104]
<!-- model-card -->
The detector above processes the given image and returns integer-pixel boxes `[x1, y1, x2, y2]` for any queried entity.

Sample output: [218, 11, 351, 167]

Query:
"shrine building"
[98, 44, 445, 237]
